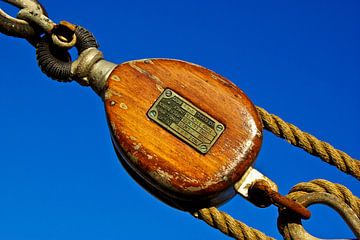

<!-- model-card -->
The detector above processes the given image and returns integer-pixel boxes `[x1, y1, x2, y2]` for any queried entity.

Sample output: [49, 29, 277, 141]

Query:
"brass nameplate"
[147, 89, 225, 154]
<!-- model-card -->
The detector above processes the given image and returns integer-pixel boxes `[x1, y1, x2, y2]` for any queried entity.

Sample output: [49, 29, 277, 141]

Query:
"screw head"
[199, 145, 208, 153]
[165, 89, 172, 97]
[149, 110, 157, 117]
[216, 124, 224, 132]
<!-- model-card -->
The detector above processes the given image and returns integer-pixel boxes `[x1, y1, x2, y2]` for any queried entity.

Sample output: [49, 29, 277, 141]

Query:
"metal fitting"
[278, 192, 360, 239]
[87, 60, 116, 96]
[71, 47, 104, 86]
[249, 179, 311, 219]
[17, 8, 55, 33]
[0, 0, 48, 39]
[51, 21, 77, 48]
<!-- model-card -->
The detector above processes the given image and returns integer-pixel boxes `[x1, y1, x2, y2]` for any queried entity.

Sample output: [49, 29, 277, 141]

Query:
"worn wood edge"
[111, 133, 236, 211]
[104, 58, 263, 209]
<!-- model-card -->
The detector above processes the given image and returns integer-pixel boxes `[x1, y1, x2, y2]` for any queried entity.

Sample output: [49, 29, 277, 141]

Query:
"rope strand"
[288, 179, 360, 215]
[256, 107, 360, 180]
[193, 207, 274, 240]
[193, 108, 359, 239]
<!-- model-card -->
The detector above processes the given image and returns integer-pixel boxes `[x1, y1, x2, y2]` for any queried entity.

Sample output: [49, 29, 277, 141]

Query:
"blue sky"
[0, 1, 359, 239]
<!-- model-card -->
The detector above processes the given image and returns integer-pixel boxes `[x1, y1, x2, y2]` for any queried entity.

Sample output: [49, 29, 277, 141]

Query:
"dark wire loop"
[0, 0, 47, 39]
[36, 26, 99, 81]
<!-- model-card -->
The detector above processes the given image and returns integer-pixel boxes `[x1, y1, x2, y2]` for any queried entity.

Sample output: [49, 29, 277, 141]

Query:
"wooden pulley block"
[104, 58, 265, 210]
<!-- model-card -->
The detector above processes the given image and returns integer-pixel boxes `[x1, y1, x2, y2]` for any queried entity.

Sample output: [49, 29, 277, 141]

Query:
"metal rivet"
[149, 110, 157, 117]
[110, 101, 116, 106]
[199, 145, 208, 153]
[165, 89, 172, 97]
[216, 124, 224, 132]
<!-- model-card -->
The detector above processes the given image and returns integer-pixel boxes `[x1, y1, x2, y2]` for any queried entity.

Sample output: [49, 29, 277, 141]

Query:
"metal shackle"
[278, 192, 360, 240]
[0, 0, 48, 39]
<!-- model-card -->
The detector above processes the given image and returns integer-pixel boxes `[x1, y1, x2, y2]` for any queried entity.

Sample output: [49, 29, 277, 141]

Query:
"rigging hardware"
[0, 1, 358, 239]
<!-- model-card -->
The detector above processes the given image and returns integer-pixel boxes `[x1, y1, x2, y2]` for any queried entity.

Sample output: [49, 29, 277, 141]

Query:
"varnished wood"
[104, 59, 263, 210]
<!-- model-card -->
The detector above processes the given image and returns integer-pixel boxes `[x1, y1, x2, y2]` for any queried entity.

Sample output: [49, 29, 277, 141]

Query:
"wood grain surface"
[104, 59, 263, 210]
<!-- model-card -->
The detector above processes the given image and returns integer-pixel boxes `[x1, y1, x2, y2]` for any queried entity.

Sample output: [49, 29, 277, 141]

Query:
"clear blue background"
[0, 1, 359, 239]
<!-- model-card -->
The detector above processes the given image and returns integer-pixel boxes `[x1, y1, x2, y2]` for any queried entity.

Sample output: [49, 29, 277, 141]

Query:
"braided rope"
[256, 107, 360, 180]
[193, 179, 360, 240]
[193, 207, 274, 240]
[192, 108, 359, 239]
[287, 179, 360, 215]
